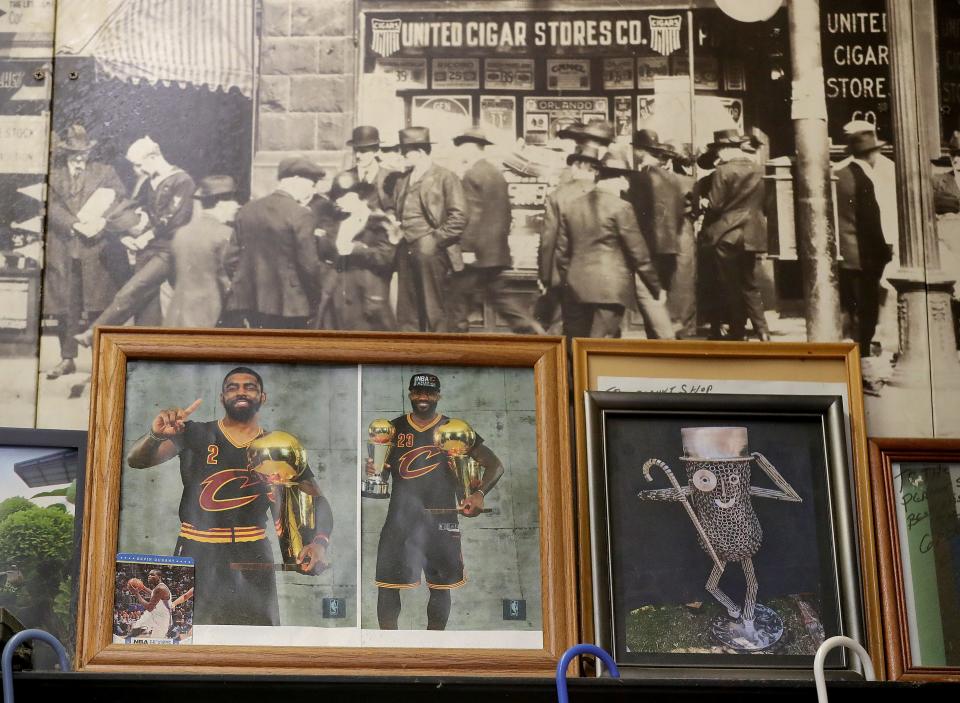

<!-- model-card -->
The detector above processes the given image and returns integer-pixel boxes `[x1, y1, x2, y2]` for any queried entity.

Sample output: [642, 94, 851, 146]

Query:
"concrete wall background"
[118, 361, 358, 628]
[359, 365, 542, 631]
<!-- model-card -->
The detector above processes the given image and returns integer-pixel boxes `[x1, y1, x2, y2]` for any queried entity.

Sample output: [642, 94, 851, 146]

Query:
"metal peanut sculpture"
[638, 427, 800, 643]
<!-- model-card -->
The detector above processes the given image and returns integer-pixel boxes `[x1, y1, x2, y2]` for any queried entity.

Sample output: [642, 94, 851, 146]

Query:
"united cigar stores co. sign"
[368, 12, 685, 58]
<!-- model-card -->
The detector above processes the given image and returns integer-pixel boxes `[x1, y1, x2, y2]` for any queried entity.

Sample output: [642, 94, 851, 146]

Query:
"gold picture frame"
[572, 339, 881, 678]
[76, 327, 577, 675]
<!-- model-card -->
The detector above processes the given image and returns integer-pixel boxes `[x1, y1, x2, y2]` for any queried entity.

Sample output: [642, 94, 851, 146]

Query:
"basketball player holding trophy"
[365, 372, 505, 630]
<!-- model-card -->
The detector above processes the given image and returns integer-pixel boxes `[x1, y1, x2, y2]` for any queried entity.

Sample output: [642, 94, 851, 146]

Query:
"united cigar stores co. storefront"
[355, 1, 889, 327]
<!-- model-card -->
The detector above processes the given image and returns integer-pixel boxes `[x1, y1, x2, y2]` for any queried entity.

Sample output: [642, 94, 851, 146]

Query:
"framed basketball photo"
[75, 328, 576, 675]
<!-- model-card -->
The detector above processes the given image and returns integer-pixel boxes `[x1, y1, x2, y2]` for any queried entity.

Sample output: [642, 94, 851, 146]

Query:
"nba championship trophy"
[637, 427, 802, 651]
[363, 419, 395, 499]
[247, 431, 318, 567]
[434, 418, 481, 504]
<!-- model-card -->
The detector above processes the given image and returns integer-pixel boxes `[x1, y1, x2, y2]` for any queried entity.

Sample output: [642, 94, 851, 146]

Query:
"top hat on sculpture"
[452, 126, 494, 148]
[398, 126, 434, 149]
[347, 125, 381, 149]
[55, 124, 97, 153]
[637, 425, 803, 651]
[566, 144, 603, 168]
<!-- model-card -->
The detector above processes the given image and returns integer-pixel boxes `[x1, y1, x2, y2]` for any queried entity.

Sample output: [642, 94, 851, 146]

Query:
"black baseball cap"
[409, 373, 441, 392]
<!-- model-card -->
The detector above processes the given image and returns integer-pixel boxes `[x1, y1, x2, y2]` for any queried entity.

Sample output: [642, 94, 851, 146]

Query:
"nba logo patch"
[502, 598, 526, 621]
[322, 597, 346, 618]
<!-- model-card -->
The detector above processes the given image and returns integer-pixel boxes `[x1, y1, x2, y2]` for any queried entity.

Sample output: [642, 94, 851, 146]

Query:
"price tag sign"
[484, 58, 535, 90]
[603, 58, 634, 90]
[432, 58, 480, 89]
[374, 58, 427, 90]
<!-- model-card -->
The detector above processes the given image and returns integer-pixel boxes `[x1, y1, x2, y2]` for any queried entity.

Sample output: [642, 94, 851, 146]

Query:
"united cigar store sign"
[368, 12, 685, 58]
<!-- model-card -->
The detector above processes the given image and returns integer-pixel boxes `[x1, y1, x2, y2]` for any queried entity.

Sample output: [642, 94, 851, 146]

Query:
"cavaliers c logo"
[397, 446, 446, 479]
[199, 469, 262, 511]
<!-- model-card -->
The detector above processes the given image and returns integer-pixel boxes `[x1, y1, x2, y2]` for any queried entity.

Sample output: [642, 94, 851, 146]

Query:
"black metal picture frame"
[583, 391, 865, 679]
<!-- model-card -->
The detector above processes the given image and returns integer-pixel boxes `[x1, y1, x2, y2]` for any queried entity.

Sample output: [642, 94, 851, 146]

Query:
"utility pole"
[788, 0, 842, 342]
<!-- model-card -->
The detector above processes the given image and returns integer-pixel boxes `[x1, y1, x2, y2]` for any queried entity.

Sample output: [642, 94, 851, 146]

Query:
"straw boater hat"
[452, 126, 494, 147]
[347, 125, 381, 149]
[566, 144, 602, 168]
[56, 124, 96, 153]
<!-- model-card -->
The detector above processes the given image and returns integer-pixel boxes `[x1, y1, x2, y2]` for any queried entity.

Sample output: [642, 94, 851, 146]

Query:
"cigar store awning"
[59, 0, 255, 97]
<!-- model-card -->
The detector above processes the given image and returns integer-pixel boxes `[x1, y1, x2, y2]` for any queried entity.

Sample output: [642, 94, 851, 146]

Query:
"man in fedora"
[393, 126, 467, 332]
[626, 128, 684, 339]
[338, 125, 400, 214]
[537, 145, 605, 334]
[75, 136, 196, 345]
[225, 157, 329, 329]
[165, 176, 240, 328]
[700, 128, 770, 342]
[555, 153, 663, 338]
[43, 123, 127, 379]
[836, 129, 893, 355]
[446, 127, 543, 334]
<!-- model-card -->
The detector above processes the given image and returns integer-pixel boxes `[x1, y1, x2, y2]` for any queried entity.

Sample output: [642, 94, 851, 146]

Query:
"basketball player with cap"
[125, 366, 333, 626]
[366, 372, 505, 630]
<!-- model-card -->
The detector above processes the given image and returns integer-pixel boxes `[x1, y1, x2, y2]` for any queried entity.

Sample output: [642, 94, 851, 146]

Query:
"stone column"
[881, 0, 960, 436]
[788, 0, 842, 342]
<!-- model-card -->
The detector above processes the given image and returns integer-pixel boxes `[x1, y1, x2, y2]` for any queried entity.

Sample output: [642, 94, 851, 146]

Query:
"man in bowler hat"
[226, 157, 329, 329]
[447, 127, 543, 334]
[337, 125, 400, 214]
[43, 124, 126, 379]
[165, 176, 240, 328]
[700, 129, 770, 342]
[393, 127, 467, 332]
[836, 130, 893, 355]
[555, 153, 663, 338]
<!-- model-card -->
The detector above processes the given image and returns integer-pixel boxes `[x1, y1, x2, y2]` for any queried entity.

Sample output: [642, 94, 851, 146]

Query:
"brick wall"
[252, 0, 357, 197]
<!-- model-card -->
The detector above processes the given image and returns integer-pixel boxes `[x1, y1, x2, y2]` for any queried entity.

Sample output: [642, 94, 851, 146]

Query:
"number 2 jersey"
[382, 413, 484, 528]
[175, 419, 311, 542]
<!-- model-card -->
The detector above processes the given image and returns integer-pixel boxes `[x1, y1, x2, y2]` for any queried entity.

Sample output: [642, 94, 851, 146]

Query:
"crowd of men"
[43, 115, 905, 379]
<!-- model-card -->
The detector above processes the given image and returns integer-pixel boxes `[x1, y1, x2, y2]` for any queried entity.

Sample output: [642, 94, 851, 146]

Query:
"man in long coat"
[43, 124, 126, 378]
[555, 155, 662, 338]
[447, 127, 543, 334]
[700, 129, 770, 341]
[336, 125, 400, 215]
[226, 157, 328, 329]
[836, 131, 893, 355]
[393, 127, 467, 332]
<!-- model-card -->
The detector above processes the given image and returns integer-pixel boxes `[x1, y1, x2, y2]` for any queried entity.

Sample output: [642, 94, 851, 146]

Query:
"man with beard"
[366, 373, 504, 630]
[125, 367, 333, 626]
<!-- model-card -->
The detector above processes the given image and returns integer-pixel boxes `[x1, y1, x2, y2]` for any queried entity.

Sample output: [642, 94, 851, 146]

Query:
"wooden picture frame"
[869, 438, 960, 681]
[76, 327, 576, 675]
[572, 339, 882, 678]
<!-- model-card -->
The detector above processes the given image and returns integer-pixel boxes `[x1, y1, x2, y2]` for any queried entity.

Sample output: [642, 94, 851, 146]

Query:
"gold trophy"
[362, 419, 395, 499]
[433, 418, 481, 504]
[246, 431, 317, 567]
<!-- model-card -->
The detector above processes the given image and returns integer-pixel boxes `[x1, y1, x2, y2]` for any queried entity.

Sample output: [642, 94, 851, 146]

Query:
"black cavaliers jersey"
[176, 420, 271, 532]
[383, 414, 484, 525]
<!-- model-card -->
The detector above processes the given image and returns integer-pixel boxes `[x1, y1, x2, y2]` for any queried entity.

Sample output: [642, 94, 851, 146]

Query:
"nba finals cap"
[409, 373, 441, 392]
